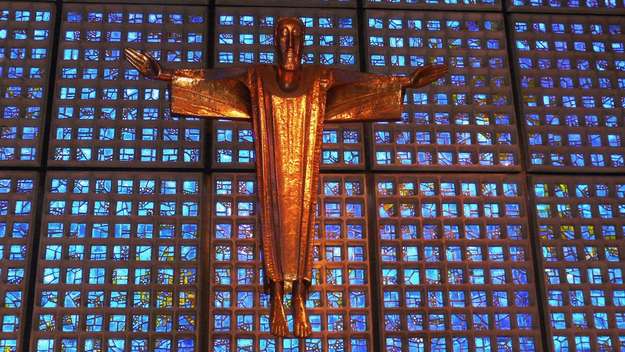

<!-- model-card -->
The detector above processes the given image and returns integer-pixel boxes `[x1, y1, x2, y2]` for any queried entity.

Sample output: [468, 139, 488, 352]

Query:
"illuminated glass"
[48, 5, 207, 167]
[366, 11, 520, 171]
[532, 176, 625, 351]
[32, 172, 200, 351]
[366, 0, 499, 10]
[509, 0, 625, 13]
[0, 2, 622, 351]
[211, 173, 372, 351]
[214, 8, 364, 170]
[0, 3, 54, 165]
[0, 172, 36, 352]
[376, 174, 541, 351]
[217, 0, 356, 6]
[512, 15, 625, 172]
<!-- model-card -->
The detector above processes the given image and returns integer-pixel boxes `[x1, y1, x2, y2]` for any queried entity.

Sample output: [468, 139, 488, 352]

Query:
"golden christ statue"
[125, 17, 447, 338]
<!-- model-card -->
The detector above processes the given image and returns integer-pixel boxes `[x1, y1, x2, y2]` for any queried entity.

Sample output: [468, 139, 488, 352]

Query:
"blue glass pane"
[48, 5, 207, 168]
[33, 172, 200, 350]
[377, 174, 541, 350]
[367, 12, 519, 171]
[0, 4, 54, 165]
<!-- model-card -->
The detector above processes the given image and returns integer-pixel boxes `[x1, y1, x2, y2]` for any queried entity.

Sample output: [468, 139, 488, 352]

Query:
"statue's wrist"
[398, 76, 412, 88]
[156, 70, 173, 81]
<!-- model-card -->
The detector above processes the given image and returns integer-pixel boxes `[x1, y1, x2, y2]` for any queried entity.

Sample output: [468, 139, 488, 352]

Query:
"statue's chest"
[270, 92, 323, 151]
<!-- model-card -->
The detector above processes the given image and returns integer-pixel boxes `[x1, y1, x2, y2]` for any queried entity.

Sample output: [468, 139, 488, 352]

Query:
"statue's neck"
[276, 66, 302, 92]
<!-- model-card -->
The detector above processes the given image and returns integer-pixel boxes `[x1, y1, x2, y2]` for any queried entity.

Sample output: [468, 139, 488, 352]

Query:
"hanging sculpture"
[124, 17, 447, 338]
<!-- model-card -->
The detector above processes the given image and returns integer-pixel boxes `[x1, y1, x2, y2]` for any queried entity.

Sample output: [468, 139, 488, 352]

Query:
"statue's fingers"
[124, 51, 139, 64]
[125, 55, 144, 70]
[126, 53, 150, 71]
[125, 49, 151, 67]
[124, 48, 142, 62]
[124, 52, 143, 67]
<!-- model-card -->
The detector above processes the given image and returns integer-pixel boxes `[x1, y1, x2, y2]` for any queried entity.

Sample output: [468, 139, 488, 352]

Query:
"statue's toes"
[294, 322, 312, 338]
[303, 323, 312, 337]
[271, 320, 289, 337]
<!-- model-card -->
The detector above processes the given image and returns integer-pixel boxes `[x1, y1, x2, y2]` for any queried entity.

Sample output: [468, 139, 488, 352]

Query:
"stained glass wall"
[0, 3, 54, 165]
[0, 1, 623, 352]
[375, 174, 541, 351]
[48, 4, 208, 168]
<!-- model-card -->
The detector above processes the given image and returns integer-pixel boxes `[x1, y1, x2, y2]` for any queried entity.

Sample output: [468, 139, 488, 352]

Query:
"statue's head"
[274, 17, 304, 72]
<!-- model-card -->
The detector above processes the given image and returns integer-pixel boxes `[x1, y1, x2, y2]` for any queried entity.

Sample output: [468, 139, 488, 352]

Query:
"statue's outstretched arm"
[325, 64, 448, 122]
[124, 48, 251, 120]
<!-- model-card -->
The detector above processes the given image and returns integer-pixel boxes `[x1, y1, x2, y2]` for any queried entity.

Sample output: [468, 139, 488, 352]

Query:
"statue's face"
[275, 18, 304, 72]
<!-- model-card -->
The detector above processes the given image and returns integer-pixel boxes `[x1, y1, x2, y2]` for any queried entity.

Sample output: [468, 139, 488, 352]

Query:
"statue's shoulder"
[303, 65, 333, 82]
[303, 65, 333, 89]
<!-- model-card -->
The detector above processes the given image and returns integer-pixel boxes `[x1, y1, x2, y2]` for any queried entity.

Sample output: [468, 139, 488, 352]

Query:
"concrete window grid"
[0, 171, 37, 352]
[366, 11, 521, 172]
[511, 14, 625, 172]
[0, 2, 55, 166]
[0, 1, 623, 352]
[531, 176, 625, 352]
[365, 0, 501, 10]
[507, 0, 625, 14]
[216, 0, 356, 8]
[375, 174, 542, 352]
[31, 172, 202, 352]
[47, 4, 208, 168]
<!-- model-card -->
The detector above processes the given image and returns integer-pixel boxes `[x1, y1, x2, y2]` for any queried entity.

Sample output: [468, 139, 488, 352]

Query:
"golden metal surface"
[124, 17, 447, 339]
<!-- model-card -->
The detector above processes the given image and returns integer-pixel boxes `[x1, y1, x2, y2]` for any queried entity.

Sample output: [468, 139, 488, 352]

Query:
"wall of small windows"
[512, 15, 625, 171]
[49, 5, 207, 167]
[532, 177, 625, 351]
[0, 0, 623, 352]
[367, 12, 520, 171]
[0, 4, 54, 165]
[33, 172, 201, 351]
[376, 175, 541, 351]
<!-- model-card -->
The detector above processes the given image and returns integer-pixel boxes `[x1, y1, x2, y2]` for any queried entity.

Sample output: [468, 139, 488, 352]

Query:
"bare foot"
[269, 281, 288, 337]
[292, 280, 312, 338]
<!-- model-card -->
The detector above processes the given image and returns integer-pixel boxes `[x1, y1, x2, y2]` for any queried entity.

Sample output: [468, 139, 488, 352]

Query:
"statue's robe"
[170, 65, 406, 283]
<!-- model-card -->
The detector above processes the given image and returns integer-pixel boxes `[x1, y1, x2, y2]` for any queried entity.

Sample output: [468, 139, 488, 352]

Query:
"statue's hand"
[124, 48, 172, 81]
[407, 64, 448, 89]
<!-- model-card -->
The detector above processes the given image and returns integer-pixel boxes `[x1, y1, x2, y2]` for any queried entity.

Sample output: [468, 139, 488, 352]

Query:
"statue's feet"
[292, 282, 312, 338]
[270, 303, 289, 337]
[269, 281, 289, 337]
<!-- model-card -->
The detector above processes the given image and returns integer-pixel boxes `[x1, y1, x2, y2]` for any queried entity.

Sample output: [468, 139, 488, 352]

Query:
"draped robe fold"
[170, 65, 405, 283]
